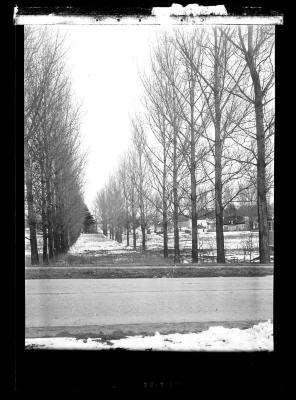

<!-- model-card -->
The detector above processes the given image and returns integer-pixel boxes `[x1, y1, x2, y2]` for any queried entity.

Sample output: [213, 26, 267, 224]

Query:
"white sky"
[53, 25, 171, 211]
[45, 24, 274, 211]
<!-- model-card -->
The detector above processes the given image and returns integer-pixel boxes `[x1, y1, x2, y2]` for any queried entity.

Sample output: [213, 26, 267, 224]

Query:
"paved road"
[26, 276, 273, 330]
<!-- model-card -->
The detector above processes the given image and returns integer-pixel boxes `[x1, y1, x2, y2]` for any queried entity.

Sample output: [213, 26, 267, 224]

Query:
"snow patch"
[26, 320, 273, 351]
[68, 234, 132, 255]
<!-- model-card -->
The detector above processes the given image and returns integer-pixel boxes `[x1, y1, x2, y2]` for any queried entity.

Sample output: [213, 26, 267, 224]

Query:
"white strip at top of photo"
[14, 4, 284, 25]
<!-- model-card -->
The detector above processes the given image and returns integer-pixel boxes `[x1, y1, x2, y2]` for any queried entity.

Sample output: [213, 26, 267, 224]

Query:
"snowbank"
[26, 320, 273, 351]
[68, 234, 135, 255]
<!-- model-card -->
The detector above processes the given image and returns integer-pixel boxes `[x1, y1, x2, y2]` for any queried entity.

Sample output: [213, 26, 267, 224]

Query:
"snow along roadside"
[25, 320, 273, 351]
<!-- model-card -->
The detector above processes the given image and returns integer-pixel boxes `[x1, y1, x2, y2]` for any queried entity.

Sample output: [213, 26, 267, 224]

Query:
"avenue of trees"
[25, 27, 86, 265]
[94, 25, 274, 264]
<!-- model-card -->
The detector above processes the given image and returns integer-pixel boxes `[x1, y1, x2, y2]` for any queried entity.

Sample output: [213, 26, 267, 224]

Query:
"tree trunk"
[173, 127, 180, 264]
[61, 227, 69, 252]
[41, 176, 48, 264]
[60, 231, 65, 252]
[46, 179, 54, 260]
[53, 228, 61, 255]
[191, 181, 198, 263]
[131, 195, 137, 249]
[162, 141, 168, 258]
[190, 78, 198, 263]
[133, 225, 137, 250]
[163, 206, 168, 258]
[162, 196, 168, 259]
[126, 223, 130, 247]
[115, 226, 122, 243]
[25, 162, 39, 265]
[173, 191, 180, 263]
[245, 26, 270, 263]
[214, 28, 225, 263]
[214, 136, 225, 263]
[255, 102, 270, 263]
[141, 223, 146, 251]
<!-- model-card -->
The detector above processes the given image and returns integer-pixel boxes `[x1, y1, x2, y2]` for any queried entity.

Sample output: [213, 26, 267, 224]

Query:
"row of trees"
[94, 25, 274, 264]
[25, 27, 86, 265]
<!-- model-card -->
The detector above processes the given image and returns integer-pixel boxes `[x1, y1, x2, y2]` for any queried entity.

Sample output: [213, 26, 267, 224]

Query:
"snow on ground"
[65, 231, 260, 262]
[140, 231, 259, 261]
[121, 230, 259, 251]
[26, 229, 260, 261]
[68, 233, 136, 255]
[146, 231, 259, 251]
[26, 320, 273, 351]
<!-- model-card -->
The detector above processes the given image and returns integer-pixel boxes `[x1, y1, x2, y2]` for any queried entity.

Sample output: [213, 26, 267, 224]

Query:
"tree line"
[25, 27, 86, 265]
[94, 26, 274, 264]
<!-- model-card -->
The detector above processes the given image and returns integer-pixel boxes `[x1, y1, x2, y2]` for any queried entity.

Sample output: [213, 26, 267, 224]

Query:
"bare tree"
[142, 34, 188, 263]
[164, 30, 213, 263]
[118, 155, 132, 247]
[94, 189, 108, 236]
[174, 27, 254, 263]
[25, 27, 85, 265]
[221, 25, 274, 263]
[142, 69, 173, 258]
[130, 116, 152, 251]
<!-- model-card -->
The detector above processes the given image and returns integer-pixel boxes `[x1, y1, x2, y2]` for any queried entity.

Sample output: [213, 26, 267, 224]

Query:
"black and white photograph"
[21, 4, 279, 353]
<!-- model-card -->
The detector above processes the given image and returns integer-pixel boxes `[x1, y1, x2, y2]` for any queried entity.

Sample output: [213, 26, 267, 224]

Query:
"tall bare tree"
[174, 27, 253, 263]
[25, 27, 85, 265]
[142, 70, 173, 258]
[143, 34, 187, 263]
[221, 25, 274, 263]
[130, 116, 152, 251]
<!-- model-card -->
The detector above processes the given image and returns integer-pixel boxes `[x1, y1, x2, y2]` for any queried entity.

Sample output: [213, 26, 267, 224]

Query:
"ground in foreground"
[26, 320, 273, 351]
[25, 265, 273, 279]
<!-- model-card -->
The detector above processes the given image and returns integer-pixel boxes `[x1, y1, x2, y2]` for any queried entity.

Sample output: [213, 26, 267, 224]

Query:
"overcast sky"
[53, 25, 170, 211]
[48, 24, 274, 211]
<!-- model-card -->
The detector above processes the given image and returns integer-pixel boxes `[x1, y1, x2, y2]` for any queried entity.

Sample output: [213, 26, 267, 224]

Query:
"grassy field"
[25, 232, 273, 278]
[25, 265, 273, 279]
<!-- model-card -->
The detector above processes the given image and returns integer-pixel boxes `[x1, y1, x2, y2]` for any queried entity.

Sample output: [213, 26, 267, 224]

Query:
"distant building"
[223, 215, 246, 231]
[197, 219, 207, 232]
[207, 219, 216, 232]
[178, 216, 208, 232]
[154, 216, 208, 233]
[178, 216, 191, 230]
[154, 222, 174, 234]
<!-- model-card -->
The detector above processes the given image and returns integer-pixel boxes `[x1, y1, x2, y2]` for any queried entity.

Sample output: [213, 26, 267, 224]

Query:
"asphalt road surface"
[26, 277, 273, 334]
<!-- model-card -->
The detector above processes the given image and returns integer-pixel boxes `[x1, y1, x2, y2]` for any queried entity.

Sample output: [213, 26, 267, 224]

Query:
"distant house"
[207, 219, 216, 232]
[154, 222, 174, 234]
[223, 215, 248, 231]
[197, 219, 207, 233]
[197, 219, 207, 228]
[178, 216, 208, 232]
[178, 216, 191, 230]
[154, 216, 208, 233]
[154, 223, 163, 234]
